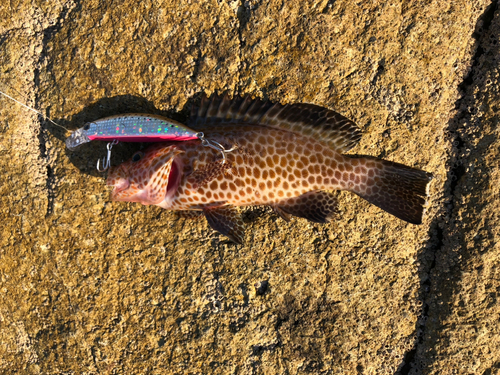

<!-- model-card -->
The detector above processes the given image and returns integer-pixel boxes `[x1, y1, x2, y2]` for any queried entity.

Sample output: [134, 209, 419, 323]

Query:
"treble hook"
[97, 139, 119, 172]
[196, 132, 238, 162]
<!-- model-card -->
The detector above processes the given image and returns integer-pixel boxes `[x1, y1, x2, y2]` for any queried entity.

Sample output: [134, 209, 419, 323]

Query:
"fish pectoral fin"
[275, 191, 338, 224]
[187, 160, 235, 190]
[203, 205, 245, 244]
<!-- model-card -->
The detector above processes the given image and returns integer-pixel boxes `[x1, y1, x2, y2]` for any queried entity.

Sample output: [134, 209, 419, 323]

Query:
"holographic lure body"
[66, 114, 199, 150]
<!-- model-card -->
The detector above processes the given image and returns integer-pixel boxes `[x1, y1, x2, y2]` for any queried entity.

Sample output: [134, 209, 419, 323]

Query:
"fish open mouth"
[106, 146, 183, 205]
[109, 158, 182, 204]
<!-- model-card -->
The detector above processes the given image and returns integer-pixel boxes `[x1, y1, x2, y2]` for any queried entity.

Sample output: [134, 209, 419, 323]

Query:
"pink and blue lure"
[65, 113, 199, 150]
[65, 113, 233, 171]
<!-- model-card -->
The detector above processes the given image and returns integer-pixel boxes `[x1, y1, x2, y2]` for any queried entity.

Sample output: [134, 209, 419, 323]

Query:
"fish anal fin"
[275, 191, 338, 224]
[273, 206, 291, 222]
[203, 205, 245, 244]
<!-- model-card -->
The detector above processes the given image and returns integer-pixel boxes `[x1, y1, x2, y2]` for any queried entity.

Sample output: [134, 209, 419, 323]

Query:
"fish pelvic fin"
[203, 205, 245, 244]
[189, 93, 362, 152]
[348, 157, 433, 224]
[274, 191, 338, 224]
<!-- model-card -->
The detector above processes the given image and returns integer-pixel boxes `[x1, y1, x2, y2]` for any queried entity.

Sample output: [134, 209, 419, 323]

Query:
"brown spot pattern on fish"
[107, 94, 433, 243]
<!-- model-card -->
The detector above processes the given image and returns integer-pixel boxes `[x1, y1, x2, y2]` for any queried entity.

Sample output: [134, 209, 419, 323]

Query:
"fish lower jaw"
[110, 183, 158, 205]
[110, 178, 131, 200]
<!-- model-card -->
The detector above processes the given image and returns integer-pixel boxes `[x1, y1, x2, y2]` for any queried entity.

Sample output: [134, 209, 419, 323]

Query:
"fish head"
[107, 144, 183, 205]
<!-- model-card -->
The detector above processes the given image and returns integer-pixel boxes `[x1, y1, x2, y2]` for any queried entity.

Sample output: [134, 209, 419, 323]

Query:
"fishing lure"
[0, 89, 235, 171]
[65, 113, 236, 171]
[65, 113, 230, 171]
[65, 114, 199, 150]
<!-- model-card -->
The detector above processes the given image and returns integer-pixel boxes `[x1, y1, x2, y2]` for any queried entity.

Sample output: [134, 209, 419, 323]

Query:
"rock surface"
[0, 0, 498, 373]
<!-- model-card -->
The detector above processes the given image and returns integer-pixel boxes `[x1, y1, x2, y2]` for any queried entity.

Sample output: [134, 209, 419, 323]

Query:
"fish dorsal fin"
[189, 93, 362, 152]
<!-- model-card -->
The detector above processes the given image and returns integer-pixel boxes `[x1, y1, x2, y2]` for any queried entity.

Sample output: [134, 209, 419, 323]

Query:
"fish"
[106, 94, 433, 244]
[65, 113, 200, 150]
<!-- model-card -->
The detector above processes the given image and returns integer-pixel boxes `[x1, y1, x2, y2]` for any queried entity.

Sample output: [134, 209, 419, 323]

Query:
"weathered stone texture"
[0, 0, 498, 373]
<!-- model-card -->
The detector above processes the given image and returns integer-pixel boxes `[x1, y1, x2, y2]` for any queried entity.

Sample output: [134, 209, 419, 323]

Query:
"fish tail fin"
[349, 157, 433, 224]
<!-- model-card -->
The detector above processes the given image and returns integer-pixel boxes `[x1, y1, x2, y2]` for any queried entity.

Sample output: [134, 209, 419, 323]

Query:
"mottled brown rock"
[0, 0, 498, 373]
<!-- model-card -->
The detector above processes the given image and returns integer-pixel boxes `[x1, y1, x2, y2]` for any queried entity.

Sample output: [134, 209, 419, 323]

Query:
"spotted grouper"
[107, 94, 433, 243]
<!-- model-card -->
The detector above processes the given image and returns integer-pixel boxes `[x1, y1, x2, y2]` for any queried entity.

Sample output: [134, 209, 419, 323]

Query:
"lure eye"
[132, 151, 144, 162]
[83, 123, 90, 131]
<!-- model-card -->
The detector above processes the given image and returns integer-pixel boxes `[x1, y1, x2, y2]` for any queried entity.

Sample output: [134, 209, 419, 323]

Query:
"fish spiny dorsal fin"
[235, 95, 254, 118]
[191, 94, 211, 122]
[206, 94, 224, 119]
[189, 93, 362, 152]
[189, 93, 273, 128]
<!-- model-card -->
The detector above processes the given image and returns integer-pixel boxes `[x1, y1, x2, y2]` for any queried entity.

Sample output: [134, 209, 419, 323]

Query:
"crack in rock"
[396, 1, 499, 374]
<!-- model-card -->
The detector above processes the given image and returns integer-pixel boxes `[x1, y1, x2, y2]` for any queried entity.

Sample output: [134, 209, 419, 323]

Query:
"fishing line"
[0, 89, 70, 132]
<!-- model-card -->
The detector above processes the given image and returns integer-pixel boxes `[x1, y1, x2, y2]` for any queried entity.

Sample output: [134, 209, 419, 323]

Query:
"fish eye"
[83, 123, 90, 130]
[132, 151, 144, 162]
